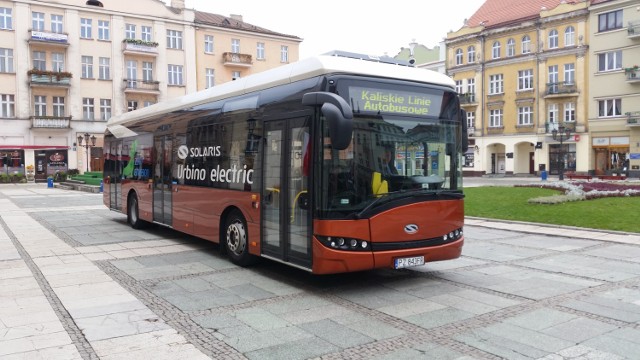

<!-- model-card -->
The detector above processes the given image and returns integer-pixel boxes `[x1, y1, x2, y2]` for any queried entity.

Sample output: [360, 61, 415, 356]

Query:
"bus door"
[262, 117, 312, 269]
[108, 140, 123, 211]
[153, 136, 173, 225]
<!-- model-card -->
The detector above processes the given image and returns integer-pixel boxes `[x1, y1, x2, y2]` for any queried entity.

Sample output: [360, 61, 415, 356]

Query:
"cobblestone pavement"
[1, 183, 640, 359]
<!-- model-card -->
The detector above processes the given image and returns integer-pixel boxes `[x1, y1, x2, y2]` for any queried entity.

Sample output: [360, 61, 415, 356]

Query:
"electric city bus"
[103, 51, 468, 274]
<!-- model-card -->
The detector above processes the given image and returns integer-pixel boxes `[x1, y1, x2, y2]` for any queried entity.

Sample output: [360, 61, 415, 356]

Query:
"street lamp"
[77, 133, 96, 173]
[551, 124, 571, 180]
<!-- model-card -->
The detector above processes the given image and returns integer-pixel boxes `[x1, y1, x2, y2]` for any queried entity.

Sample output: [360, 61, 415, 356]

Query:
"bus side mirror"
[459, 109, 469, 151]
[303, 92, 353, 150]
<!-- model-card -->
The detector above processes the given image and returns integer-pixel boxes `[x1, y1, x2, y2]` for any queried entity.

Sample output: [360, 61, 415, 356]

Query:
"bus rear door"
[153, 135, 173, 225]
[261, 116, 312, 269]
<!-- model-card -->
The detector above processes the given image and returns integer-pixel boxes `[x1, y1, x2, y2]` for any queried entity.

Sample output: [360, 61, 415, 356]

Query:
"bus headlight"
[316, 235, 370, 252]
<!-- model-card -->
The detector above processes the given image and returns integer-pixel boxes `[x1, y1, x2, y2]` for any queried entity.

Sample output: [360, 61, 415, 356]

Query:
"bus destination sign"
[349, 87, 440, 116]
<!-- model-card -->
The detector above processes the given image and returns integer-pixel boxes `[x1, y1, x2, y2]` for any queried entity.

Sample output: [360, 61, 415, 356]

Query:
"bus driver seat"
[371, 171, 388, 197]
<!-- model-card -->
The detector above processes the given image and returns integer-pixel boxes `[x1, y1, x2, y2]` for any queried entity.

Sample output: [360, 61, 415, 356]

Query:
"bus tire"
[127, 194, 146, 229]
[224, 210, 256, 266]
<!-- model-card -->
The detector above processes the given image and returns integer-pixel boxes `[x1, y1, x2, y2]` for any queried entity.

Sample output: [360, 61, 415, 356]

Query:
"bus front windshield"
[318, 81, 463, 219]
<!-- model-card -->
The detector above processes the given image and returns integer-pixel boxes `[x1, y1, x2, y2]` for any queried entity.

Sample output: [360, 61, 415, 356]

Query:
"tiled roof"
[195, 12, 301, 40]
[466, 0, 580, 28]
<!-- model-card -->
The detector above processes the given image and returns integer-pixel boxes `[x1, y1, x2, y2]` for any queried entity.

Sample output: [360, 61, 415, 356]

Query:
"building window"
[598, 10, 622, 32]
[33, 51, 46, 71]
[141, 26, 152, 42]
[256, 42, 265, 60]
[455, 80, 463, 94]
[548, 29, 559, 49]
[0, 8, 12, 30]
[522, 35, 531, 54]
[598, 98, 621, 117]
[32, 12, 44, 31]
[564, 102, 575, 122]
[98, 20, 110, 40]
[81, 56, 93, 78]
[80, 18, 92, 39]
[0, 48, 13, 73]
[232, 71, 240, 80]
[99, 57, 110, 80]
[143, 101, 154, 107]
[518, 106, 533, 125]
[466, 111, 475, 129]
[127, 101, 138, 112]
[52, 52, 64, 72]
[518, 69, 533, 90]
[34, 95, 46, 116]
[100, 99, 111, 120]
[231, 39, 240, 53]
[204, 35, 214, 53]
[142, 61, 153, 81]
[489, 109, 503, 127]
[489, 74, 503, 94]
[548, 103, 559, 122]
[0, 94, 15, 117]
[598, 51, 622, 72]
[467, 46, 475, 63]
[467, 78, 475, 102]
[125, 24, 136, 39]
[51, 14, 63, 33]
[126, 60, 137, 83]
[455, 49, 463, 65]
[281, 45, 289, 63]
[167, 30, 183, 49]
[83, 98, 95, 120]
[548, 65, 559, 93]
[506, 38, 515, 57]
[205, 68, 214, 88]
[167, 64, 183, 85]
[492, 41, 500, 59]
[52, 96, 65, 117]
[564, 26, 575, 46]
[564, 63, 575, 84]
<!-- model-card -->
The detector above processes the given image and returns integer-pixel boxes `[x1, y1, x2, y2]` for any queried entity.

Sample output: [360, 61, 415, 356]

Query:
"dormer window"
[86, 0, 103, 7]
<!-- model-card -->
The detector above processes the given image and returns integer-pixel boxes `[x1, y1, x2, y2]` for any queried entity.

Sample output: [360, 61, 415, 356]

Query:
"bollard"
[47, 177, 53, 188]
[100, 180, 104, 193]
[541, 170, 547, 181]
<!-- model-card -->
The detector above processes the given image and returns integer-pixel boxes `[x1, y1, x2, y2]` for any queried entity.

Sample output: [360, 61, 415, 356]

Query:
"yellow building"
[588, 0, 640, 177]
[0, 0, 300, 181]
[446, 0, 590, 178]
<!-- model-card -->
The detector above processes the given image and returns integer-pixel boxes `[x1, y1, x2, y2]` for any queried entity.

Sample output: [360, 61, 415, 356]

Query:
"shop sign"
[592, 138, 609, 146]
[574, 135, 580, 142]
[610, 137, 629, 145]
[49, 153, 65, 162]
[630, 153, 640, 160]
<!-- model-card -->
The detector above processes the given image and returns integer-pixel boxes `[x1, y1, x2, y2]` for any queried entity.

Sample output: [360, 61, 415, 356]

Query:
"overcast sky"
[180, 0, 486, 59]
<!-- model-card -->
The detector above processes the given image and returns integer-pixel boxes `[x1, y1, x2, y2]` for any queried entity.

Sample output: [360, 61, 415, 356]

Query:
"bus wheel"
[225, 210, 256, 266]
[127, 195, 145, 229]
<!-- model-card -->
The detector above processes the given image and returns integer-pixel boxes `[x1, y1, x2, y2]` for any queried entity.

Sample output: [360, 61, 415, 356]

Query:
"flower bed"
[518, 180, 640, 204]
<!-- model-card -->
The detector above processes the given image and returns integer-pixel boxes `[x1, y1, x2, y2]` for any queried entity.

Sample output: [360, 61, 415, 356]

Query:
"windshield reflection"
[319, 114, 463, 219]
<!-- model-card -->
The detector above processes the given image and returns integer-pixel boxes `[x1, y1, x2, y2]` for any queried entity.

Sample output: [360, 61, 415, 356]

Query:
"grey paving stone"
[505, 308, 577, 331]
[542, 317, 619, 343]
[298, 318, 374, 348]
[562, 294, 640, 323]
[244, 337, 338, 360]
[193, 313, 245, 330]
[343, 318, 406, 340]
[454, 328, 549, 360]
[583, 328, 640, 359]
[405, 307, 475, 329]
[462, 241, 550, 262]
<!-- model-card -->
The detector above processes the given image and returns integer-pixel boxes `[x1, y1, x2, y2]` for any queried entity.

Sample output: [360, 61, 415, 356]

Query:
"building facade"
[0, 0, 301, 182]
[446, 0, 591, 177]
[588, 0, 640, 177]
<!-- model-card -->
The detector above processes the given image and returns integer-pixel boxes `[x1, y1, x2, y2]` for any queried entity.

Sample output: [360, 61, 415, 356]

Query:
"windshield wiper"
[353, 188, 463, 219]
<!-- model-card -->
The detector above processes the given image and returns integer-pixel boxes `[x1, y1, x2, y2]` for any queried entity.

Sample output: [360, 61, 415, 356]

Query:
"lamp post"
[77, 133, 96, 173]
[551, 124, 571, 180]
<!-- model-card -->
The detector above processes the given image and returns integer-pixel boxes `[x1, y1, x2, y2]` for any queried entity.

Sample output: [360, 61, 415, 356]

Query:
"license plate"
[394, 256, 425, 269]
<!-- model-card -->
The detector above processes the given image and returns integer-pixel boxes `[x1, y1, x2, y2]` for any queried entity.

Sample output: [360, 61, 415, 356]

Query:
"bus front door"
[107, 140, 123, 211]
[262, 117, 312, 269]
[153, 136, 173, 225]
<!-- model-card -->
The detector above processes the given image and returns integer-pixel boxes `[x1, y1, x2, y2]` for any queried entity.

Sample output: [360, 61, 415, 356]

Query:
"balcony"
[628, 20, 640, 39]
[122, 39, 159, 57]
[627, 112, 640, 126]
[222, 52, 252, 67]
[28, 70, 72, 87]
[545, 122, 576, 133]
[545, 82, 578, 97]
[625, 67, 640, 83]
[28, 30, 69, 47]
[123, 79, 160, 94]
[30, 116, 71, 129]
[459, 93, 476, 105]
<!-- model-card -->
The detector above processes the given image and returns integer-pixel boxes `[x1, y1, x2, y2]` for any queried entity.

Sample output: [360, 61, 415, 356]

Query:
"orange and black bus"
[103, 51, 467, 274]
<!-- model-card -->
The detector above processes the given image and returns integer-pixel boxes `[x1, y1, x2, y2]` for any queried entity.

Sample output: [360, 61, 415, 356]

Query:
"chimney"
[230, 14, 243, 22]
[171, 0, 185, 10]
